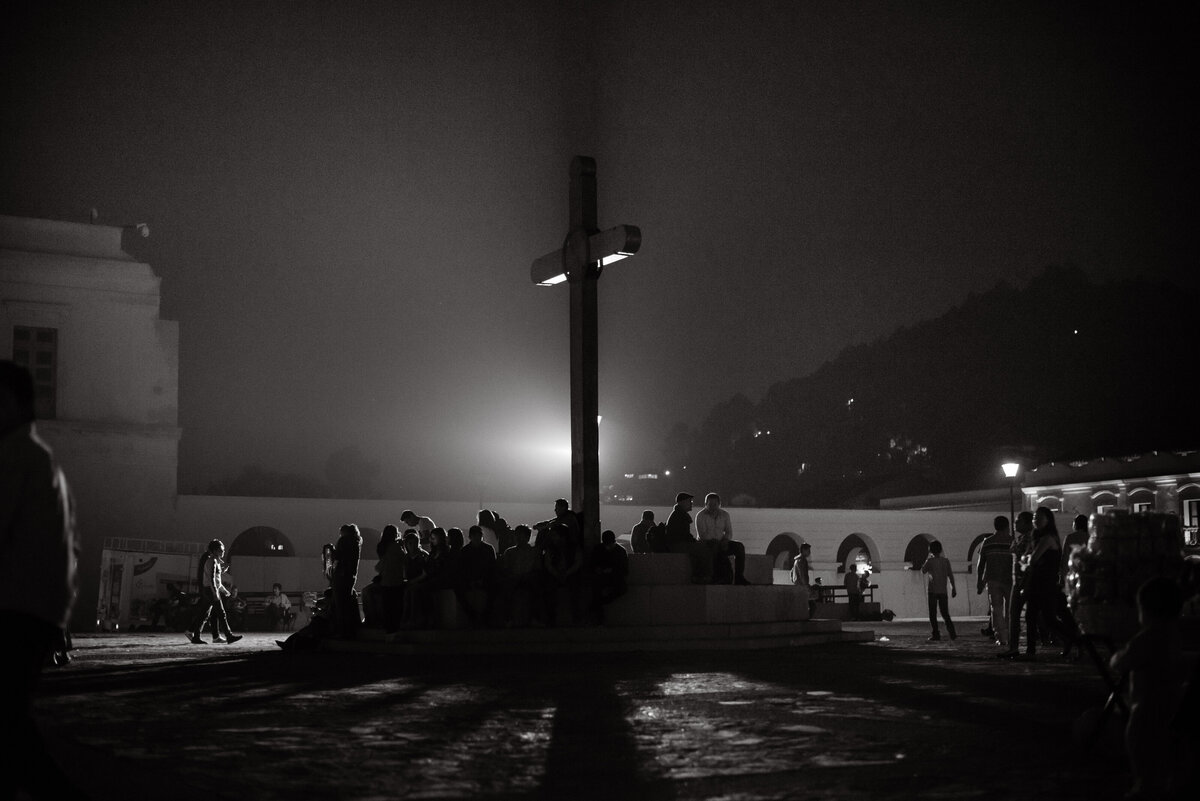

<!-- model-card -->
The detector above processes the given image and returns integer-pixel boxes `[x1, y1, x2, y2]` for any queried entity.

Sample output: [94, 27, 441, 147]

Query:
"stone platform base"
[320, 619, 873, 655]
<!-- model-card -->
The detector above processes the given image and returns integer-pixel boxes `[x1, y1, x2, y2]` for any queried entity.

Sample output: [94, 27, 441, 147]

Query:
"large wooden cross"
[530, 156, 641, 550]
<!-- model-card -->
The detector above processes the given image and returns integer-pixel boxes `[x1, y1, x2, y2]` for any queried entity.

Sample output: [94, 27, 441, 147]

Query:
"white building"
[1, 215, 180, 624]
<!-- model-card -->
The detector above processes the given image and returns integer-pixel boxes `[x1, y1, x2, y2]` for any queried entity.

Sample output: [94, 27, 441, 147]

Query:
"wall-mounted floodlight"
[531, 224, 641, 286]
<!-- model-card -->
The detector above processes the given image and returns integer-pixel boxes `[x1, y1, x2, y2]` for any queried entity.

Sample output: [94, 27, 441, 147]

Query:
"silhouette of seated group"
[283, 500, 630, 645]
[281, 492, 755, 647]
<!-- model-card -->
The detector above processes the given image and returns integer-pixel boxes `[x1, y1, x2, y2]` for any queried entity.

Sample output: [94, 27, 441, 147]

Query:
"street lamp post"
[1001, 462, 1020, 531]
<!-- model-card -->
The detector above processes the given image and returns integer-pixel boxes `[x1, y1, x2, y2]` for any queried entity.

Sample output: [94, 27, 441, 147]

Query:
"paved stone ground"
[33, 619, 1135, 800]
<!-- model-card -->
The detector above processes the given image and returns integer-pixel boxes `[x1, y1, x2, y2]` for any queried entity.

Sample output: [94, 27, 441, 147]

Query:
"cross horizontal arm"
[530, 224, 642, 286]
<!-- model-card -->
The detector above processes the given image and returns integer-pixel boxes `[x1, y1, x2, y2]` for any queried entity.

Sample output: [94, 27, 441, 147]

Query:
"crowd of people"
[295, 500, 633, 639]
[975, 507, 1082, 659]
[282, 490, 765, 641]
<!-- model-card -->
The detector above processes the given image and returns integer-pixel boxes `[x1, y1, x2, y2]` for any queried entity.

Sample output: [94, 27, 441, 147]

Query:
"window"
[12, 326, 57, 419]
[1185, 499, 1200, 546]
[1132, 502, 1153, 513]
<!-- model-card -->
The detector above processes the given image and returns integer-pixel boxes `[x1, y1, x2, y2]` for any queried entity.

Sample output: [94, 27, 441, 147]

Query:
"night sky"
[2, 1, 1188, 502]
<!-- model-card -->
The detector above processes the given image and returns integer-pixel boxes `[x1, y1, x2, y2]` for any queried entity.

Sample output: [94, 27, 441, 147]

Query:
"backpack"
[647, 522, 669, 553]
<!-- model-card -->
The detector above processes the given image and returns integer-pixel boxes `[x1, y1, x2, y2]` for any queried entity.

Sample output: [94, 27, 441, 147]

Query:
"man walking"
[977, 516, 1014, 648]
[695, 493, 750, 584]
[1, 361, 87, 799]
[922, 540, 957, 642]
[189, 539, 243, 644]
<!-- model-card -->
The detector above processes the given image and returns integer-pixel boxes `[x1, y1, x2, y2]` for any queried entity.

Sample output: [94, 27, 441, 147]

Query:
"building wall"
[172, 494, 997, 619]
[1, 215, 180, 629]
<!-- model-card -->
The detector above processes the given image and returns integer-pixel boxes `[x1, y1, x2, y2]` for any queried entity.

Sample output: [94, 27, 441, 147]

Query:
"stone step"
[317, 621, 873, 655]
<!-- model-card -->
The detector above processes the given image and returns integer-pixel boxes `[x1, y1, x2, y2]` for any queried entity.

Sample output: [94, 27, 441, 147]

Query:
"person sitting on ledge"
[457, 525, 496, 627]
[629, 510, 655, 555]
[665, 492, 712, 584]
[400, 510, 436, 550]
[496, 525, 539, 627]
[533, 498, 582, 551]
[376, 525, 407, 633]
[399, 528, 454, 629]
[264, 582, 294, 631]
[590, 529, 629, 624]
[542, 523, 583, 626]
[695, 492, 750, 585]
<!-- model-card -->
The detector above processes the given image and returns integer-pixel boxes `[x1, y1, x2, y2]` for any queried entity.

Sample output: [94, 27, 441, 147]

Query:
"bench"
[809, 584, 882, 621]
[231, 591, 304, 631]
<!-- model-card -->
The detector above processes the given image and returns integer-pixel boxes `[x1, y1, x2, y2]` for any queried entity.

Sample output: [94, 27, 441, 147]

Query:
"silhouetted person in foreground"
[921, 540, 956, 641]
[629, 510, 654, 554]
[496, 525, 539, 626]
[331, 523, 362, 639]
[1110, 576, 1186, 800]
[457, 525, 496, 627]
[542, 523, 583, 626]
[377, 525, 407, 633]
[400, 527, 452, 628]
[533, 498, 582, 551]
[999, 511, 1035, 659]
[844, 563, 864, 620]
[0, 361, 88, 800]
[665, 492, 712, 583]
[1024, 506, 1079, 659]
[590, 529, 629, 623]
[189, 539, 243, 644]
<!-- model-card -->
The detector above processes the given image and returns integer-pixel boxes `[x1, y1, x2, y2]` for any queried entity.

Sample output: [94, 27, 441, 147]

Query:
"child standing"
[921, 540, 957, 642]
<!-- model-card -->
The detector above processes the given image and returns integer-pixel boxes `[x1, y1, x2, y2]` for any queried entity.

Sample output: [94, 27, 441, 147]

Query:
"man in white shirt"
[400, 510, 436, 549]
[695, 493, 750, 585]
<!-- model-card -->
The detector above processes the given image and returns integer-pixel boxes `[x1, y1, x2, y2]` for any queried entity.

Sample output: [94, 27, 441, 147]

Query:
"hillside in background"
[666, 266, 1197, 507]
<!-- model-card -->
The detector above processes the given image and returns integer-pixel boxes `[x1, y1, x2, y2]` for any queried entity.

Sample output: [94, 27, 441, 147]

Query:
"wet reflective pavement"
[35, 620, 1130, 800]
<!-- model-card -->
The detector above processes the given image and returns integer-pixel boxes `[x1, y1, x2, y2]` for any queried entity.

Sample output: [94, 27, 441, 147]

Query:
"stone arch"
[903, 533, 935, 571]
[835, 532, 879, 574]
[766, 533, 805, 570]
[966, 532, 990, 574]
[229, 526, 295, 557]
[1034, 495, 1063, 512]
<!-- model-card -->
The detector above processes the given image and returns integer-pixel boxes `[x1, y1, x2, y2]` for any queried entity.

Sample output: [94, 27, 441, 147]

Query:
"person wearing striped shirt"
[976, 516, 1014, 647]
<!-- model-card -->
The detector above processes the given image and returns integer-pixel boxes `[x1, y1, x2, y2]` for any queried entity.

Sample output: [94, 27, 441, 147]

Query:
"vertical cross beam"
[531, 156, 641, 553]
[569, 156, 601, 552]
